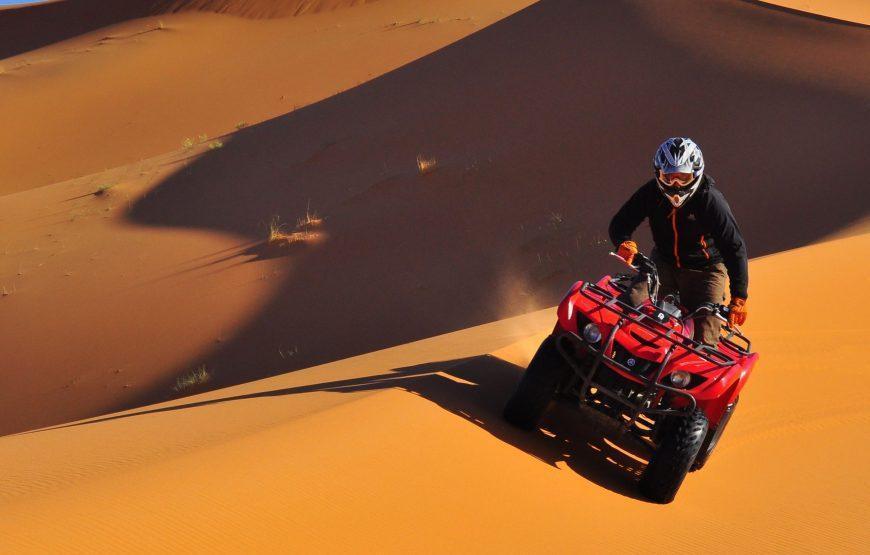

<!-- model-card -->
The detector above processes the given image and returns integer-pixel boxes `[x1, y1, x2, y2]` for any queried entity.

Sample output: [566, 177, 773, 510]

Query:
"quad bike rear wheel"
[503, 335, 569, 430]
[692, 397, 738, 471]
[639, 409, 708, 503]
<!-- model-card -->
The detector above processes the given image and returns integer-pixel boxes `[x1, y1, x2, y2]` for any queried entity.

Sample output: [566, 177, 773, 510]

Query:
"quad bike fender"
[556, 280, 584, 332]
[695, 352, 758, 427]
[557, 276, 620, 332]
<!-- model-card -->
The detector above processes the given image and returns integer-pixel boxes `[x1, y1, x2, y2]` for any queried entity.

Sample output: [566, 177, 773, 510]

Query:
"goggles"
[658, 170, 694, 187]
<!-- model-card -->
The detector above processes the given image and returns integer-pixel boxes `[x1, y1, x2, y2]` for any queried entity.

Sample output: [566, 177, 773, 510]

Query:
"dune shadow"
[0, 0, 164, 61]
[0, 0, 341, 61]
[113, 0, 870, 417]
[52, 354, 651, 500]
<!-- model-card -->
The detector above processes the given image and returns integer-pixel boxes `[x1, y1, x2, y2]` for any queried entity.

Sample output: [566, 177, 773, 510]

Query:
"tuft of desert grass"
[208, 140, 223, 150]
[182, 137, 194, 149]
[268, 215, 290, 244]
[268, 210, 322, 247]
[296, 201, 323, 231]
[173, 364, 211, 393]
[235, 121, 248, 130]
[267, 216, 305, 247]
[416, 153, 437, 175]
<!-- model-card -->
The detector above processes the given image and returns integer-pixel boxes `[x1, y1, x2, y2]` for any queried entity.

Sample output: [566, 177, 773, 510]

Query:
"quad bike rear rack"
[554, 282, 748, 432]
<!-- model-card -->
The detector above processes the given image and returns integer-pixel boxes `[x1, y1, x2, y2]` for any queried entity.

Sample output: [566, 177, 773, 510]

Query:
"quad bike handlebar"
[611, 251, 743, 334]
[609, 250, 660, 303]
[687, 303, 729, 324]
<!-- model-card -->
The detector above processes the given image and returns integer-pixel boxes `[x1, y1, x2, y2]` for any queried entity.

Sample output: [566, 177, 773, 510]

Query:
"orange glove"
[617, 240, 638, 266]
[728, 297, 747, 327]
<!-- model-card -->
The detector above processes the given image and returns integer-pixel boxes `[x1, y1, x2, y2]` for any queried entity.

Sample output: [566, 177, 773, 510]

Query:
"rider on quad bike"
[609, 137, 749, 344]
[502, 138, 758, 503]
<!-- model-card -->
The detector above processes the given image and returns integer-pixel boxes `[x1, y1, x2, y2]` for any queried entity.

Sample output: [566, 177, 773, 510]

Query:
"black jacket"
[609, 176, 749, 299]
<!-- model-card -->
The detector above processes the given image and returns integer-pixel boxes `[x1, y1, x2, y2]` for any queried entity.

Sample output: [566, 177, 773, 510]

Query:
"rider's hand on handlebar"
[728, 297, 747, 327]
[617, 240, 638, 266]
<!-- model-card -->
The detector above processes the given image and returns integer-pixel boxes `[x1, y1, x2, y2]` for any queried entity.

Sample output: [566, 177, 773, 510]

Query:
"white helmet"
[653, 137, 705, 207]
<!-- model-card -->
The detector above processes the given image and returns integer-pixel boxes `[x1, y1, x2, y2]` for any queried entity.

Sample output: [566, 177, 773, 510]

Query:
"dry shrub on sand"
[173, 365, 211, 393]
[268, 210, 322, 247]
[416, 153, 437, 175]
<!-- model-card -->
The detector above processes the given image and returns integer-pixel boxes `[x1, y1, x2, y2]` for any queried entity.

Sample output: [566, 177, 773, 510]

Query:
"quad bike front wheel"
[692, 397, 739, 471]
[503, 335, 569, 430]
[639, 409, 708, 503]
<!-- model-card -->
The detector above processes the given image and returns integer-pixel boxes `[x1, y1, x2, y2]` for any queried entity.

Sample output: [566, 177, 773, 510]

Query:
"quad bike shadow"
[342, 354, 655, 501]
[49, 355, 668, 500]
[52, 352, 654, 500]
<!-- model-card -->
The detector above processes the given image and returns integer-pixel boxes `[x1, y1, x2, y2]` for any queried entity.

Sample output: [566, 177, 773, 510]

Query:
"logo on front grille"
[627, 358, 636, 367]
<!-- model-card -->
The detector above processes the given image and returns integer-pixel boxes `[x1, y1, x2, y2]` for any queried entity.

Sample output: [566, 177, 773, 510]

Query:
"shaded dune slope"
[0, 0, 539, 435]
[0, 0, 376, 60]
[1, 234, 866, 552]
[122, 1, 870, 409]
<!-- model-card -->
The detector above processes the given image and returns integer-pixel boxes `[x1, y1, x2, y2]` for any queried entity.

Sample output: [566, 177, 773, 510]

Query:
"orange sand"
[0, 233, 867, 552]
[763, 0, 870, 24]
[0, 0, 868, 550]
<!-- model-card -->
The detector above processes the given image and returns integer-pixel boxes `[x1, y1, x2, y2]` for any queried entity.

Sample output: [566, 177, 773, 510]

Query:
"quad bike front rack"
[579, 281, 751, 360]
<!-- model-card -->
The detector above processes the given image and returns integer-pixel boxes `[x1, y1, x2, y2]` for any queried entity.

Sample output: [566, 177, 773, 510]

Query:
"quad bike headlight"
[582, 323, 602, 344]
[669, 371, 691, 388]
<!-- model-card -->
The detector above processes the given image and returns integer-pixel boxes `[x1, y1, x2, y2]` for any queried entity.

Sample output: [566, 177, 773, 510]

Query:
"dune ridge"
[0, 0, 378, 18]
[758, 0, 870, 25]
[156, 0, 379, 18]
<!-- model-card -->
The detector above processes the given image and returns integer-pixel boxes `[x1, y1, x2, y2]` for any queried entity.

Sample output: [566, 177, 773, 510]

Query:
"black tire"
[691, 398, 738, 471]
[639, 409, 708, 503]
[503, 335, 569, 430]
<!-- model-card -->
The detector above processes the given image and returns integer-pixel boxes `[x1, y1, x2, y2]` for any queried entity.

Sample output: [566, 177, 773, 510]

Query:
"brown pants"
[630, 251, 727, 346]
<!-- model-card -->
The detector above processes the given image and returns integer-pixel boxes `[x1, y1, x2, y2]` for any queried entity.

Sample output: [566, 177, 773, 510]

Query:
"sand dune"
[2, 0, 867, 436]
[0, 0, 868, 549]
[0, 0, 532, 195]
[1, 234, 867, 552]
[0, 0, 383, 61]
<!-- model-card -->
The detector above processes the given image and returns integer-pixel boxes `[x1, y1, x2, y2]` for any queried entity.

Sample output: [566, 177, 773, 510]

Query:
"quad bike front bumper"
[554, 329, 698, 433]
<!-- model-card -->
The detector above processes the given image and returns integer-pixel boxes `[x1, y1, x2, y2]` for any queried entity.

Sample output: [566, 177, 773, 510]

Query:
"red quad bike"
[503, 252, 758, 503]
